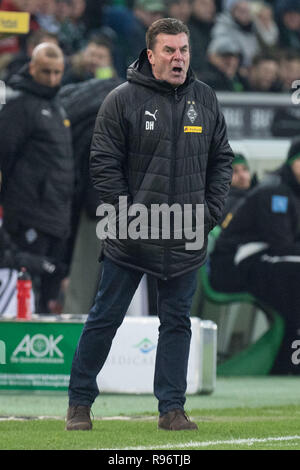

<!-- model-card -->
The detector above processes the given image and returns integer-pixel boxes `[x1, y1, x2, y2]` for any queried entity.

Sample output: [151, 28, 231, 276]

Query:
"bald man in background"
[0, 43, 74, 314]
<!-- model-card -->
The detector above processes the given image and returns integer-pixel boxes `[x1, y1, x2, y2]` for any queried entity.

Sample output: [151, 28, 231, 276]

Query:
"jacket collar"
[8, 64, 60, 100]
[127, 48, 195, 96]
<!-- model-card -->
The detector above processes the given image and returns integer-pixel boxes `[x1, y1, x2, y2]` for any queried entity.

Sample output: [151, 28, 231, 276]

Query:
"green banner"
[0, 319, 84, 390]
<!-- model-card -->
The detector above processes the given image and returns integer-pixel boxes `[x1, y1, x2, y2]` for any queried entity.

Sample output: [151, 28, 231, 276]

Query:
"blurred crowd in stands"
[0, 0, 300, 92]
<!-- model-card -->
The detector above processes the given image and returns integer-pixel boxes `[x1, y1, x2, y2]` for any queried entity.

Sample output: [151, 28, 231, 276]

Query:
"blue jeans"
[68, 257, 198, 415]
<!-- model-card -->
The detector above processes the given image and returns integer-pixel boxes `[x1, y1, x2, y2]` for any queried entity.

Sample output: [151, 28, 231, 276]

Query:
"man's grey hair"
[146, 18, 190, 51]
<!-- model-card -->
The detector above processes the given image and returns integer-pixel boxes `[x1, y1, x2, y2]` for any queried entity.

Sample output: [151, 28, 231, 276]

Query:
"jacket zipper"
[162, 88, 179, 280]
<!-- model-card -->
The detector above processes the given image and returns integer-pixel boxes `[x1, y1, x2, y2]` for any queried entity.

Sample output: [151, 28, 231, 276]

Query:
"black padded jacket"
[0, 66, 74, 239]
[90, 49, 233, 279]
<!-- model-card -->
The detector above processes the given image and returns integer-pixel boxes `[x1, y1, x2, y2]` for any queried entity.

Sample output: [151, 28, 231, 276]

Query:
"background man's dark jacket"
[59, 77, 124, 220]
[90, 49, 233, 279]
[0, 66, 74, 240]
[198, 62, 243, 92]
[211, 163, 300, 292]
[220, 186, 249, 225]
[58, 77, 124, 265]
[220, 174, 258, 225]
[213, 164, 300, 259]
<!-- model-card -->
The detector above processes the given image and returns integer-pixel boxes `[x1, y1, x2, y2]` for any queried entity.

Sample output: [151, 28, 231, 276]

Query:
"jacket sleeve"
[89, 87, 131, 206]
[205, 94, 234, 227]
[0, 95, 32, 184]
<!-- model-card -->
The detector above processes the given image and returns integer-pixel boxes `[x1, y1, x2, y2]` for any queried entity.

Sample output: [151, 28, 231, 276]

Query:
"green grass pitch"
[1, 377, 300, 450]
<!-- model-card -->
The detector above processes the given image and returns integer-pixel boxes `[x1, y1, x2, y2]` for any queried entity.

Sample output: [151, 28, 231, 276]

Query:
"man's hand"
[15, 252, 57, 275]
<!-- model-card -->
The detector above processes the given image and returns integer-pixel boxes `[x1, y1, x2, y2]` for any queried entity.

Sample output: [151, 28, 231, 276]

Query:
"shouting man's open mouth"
[172, 65, 184, 75]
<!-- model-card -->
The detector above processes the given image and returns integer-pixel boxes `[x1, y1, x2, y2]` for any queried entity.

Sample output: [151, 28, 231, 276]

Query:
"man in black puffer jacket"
[0, 43, 74, 313]
[66, 18, 233, 432]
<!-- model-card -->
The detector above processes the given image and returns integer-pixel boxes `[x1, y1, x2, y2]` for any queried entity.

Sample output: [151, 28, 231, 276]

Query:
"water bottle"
[17, 267, 32, 320]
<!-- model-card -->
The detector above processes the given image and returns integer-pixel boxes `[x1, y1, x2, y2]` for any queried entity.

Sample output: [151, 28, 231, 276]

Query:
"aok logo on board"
[10, 334, 64, 364]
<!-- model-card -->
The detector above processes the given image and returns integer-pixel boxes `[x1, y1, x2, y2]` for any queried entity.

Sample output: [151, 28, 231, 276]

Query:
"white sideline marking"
[110, 435, 300, 450]
[0, 415, 155, 422]
[0, 416, 62, 421]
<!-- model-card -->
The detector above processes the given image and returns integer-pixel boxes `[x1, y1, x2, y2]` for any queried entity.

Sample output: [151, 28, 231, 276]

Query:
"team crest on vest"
[187, 101, 197, 124]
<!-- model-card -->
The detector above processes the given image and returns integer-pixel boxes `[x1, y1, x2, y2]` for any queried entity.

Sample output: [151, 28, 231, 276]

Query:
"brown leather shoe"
[158, 409, 198, 431]
[65, 405, 92, 431]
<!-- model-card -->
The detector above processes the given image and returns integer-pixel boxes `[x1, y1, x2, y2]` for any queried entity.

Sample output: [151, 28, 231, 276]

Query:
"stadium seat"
[198, 227, 285, 376]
